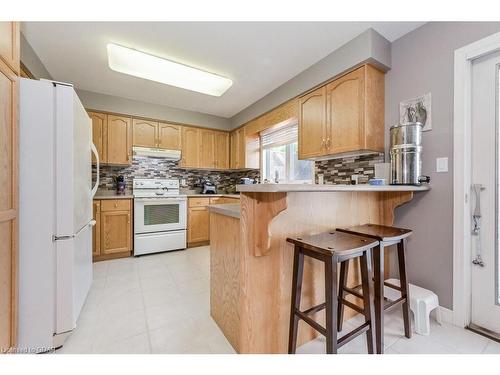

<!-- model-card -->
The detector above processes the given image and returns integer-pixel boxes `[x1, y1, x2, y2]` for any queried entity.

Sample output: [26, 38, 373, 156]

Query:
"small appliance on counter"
[240, 178, 255, 185]
[201, 179, 217, 194]
[114, 175, 126, 194]
[389, 122, 430, 185]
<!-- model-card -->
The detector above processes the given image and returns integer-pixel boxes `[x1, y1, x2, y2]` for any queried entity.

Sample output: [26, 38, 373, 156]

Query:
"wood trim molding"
[86, 108, 231, 134]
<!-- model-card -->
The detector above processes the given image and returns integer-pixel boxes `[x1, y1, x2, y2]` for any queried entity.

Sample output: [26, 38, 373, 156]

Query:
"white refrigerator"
[18, 79, 99, 353]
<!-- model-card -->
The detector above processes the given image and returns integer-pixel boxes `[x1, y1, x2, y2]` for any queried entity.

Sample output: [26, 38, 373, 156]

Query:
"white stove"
[133, 179, 187, 255]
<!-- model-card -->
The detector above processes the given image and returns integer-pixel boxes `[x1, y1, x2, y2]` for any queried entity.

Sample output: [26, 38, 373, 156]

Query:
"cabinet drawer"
[210, 197, 239, 205]
[101, 199, 131, 212]
[189, 197, 210, 207]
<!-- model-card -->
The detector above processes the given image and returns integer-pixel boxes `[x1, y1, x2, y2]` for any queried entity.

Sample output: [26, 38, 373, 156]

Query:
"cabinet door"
[158, 123, 181, 150]
[230, 128, 245, 169]
[0, 22, 19, 74]
[215, 131, 229, 169]
[298, 86, 327, 159]
[106, 115, 132, 165]
[188, 206, 209, 243]
[0, 51, 18, 352]
[181, 127, 200, 168]
[326, 66, 365, 154]
[229, 131, 237, 169]
[133, 119, 158, 148]
[200, 129, 215, 169]
[88, 111, 106, 163]
[101, 210, 131, 254]
[92, 201, 101, 257]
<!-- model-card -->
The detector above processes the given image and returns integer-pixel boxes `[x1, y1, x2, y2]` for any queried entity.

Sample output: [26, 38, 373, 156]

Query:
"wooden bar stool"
[286, 231, 379, 354]
[336, 224, 412, 354]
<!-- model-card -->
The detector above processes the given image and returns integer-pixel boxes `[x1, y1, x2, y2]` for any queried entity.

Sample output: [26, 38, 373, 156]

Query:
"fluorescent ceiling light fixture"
[107, 43, 232, 97]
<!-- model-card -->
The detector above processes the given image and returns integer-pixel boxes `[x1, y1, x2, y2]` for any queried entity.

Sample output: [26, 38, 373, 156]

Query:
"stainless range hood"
[133, 146, 181, 160]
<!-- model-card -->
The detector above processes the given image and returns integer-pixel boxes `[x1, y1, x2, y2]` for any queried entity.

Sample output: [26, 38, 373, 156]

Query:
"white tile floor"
[57, 246, 500, 354]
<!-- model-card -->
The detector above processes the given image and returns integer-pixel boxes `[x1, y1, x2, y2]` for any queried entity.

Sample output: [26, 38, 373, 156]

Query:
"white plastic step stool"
[384, 278, 442, 335]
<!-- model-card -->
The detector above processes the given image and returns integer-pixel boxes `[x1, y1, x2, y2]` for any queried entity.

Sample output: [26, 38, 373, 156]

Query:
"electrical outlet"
[436, 157, 448, 173]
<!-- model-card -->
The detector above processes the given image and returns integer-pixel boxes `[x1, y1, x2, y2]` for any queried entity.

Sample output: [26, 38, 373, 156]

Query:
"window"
[261, 123, 313, 184]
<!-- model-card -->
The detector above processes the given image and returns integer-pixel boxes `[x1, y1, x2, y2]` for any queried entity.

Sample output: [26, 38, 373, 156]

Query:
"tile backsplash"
[93, 156, 260, 193]
[315, 153, 385, 184]
[93, 153, 384, 192]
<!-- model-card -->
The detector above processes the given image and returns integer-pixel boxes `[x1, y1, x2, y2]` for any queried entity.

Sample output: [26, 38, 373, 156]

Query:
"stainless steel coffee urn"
[390, 122, 430, 185]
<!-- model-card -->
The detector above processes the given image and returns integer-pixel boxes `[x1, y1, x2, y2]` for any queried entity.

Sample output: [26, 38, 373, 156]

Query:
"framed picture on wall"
[399, 92, 432, 131]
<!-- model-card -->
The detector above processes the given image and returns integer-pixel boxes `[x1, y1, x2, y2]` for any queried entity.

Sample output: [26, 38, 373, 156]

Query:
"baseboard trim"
[438, 306, 454, 325]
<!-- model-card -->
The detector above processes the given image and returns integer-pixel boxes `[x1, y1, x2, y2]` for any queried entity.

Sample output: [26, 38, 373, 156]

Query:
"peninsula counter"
[209, 184, 429, 353]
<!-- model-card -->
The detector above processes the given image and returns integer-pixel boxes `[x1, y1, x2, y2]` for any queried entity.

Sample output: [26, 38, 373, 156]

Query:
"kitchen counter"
[209, 186, 429, 353]
[94, 190, 134, 200]
[208, 203, 241, 219]
[236, 183, 430, 193]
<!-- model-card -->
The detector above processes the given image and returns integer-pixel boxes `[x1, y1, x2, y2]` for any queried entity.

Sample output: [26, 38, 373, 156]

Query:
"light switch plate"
[436, 157, 448, 172]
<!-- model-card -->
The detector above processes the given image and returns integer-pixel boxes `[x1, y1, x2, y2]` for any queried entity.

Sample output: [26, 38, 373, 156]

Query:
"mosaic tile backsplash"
[93, 156, 260, 193]
[315, 153, 385, 185]
[93, 153, 384, 193]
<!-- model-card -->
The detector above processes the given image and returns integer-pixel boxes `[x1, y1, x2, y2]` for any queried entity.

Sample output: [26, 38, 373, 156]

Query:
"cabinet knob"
[114, 203, 118, 208]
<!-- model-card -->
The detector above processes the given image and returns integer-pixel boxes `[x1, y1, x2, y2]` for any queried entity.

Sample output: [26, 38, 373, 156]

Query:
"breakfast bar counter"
[209, 184, 429, 353]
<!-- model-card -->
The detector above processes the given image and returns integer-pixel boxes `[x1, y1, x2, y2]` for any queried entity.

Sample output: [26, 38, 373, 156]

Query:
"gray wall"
[386, 22, 500, 309]
[230, 28, 391, 128]
[77, 89, 231, 130]
[20, 32, 52, 80]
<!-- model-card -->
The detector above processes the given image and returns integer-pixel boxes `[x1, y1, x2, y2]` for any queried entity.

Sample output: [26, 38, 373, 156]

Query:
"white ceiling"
[22, 22, 424, 118]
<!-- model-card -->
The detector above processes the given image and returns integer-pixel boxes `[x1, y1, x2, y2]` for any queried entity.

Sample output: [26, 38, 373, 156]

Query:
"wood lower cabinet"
[187, 197, 240, 247]
[188, 197, 210, 246]
[93, 199, 132, 261]
[298, 64, 384, 159]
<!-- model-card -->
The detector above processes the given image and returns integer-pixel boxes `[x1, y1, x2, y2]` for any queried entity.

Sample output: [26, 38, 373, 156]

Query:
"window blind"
[260, 123, 298, 148]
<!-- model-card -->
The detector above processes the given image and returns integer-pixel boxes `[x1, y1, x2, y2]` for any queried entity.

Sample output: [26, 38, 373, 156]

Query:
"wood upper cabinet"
[92, 201, 101, 257]
[133, 119, 158, 148]
[230, 128, 246, 169]
[100, 199, 132, 255]
[298, 86, 327, 159]
[326, 66, 364, 154]
[200, 129, 215, 168]
[181, 127, 201, 168]
[0, 21, 18, 351]
[158, 123, 181, 150]
[0, 22, 19, 74]
[106, 115, 132, 165]
[298, 64, 384, 159]
[215, 131, 229, 169]
[88, 111, 106, 164]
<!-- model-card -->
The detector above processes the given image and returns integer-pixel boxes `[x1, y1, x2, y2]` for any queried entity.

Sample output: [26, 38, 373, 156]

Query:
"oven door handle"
[135, 198, 186, 204]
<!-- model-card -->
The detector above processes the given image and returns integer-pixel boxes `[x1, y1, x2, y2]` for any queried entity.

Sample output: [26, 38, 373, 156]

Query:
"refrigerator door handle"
[53, 220, 96, 241]
[91, 142, 99, 198]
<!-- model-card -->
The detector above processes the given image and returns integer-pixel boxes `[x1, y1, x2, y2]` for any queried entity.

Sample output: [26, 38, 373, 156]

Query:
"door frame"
[453, 31, 500, 328]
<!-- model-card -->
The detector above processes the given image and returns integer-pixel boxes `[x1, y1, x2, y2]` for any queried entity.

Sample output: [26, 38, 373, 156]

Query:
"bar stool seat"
[336, 224, 413, 354]
[286, 231, 379, 354]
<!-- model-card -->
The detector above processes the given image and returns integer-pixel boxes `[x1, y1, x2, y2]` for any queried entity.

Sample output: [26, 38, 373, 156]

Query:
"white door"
[471, 50, 500, 334]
